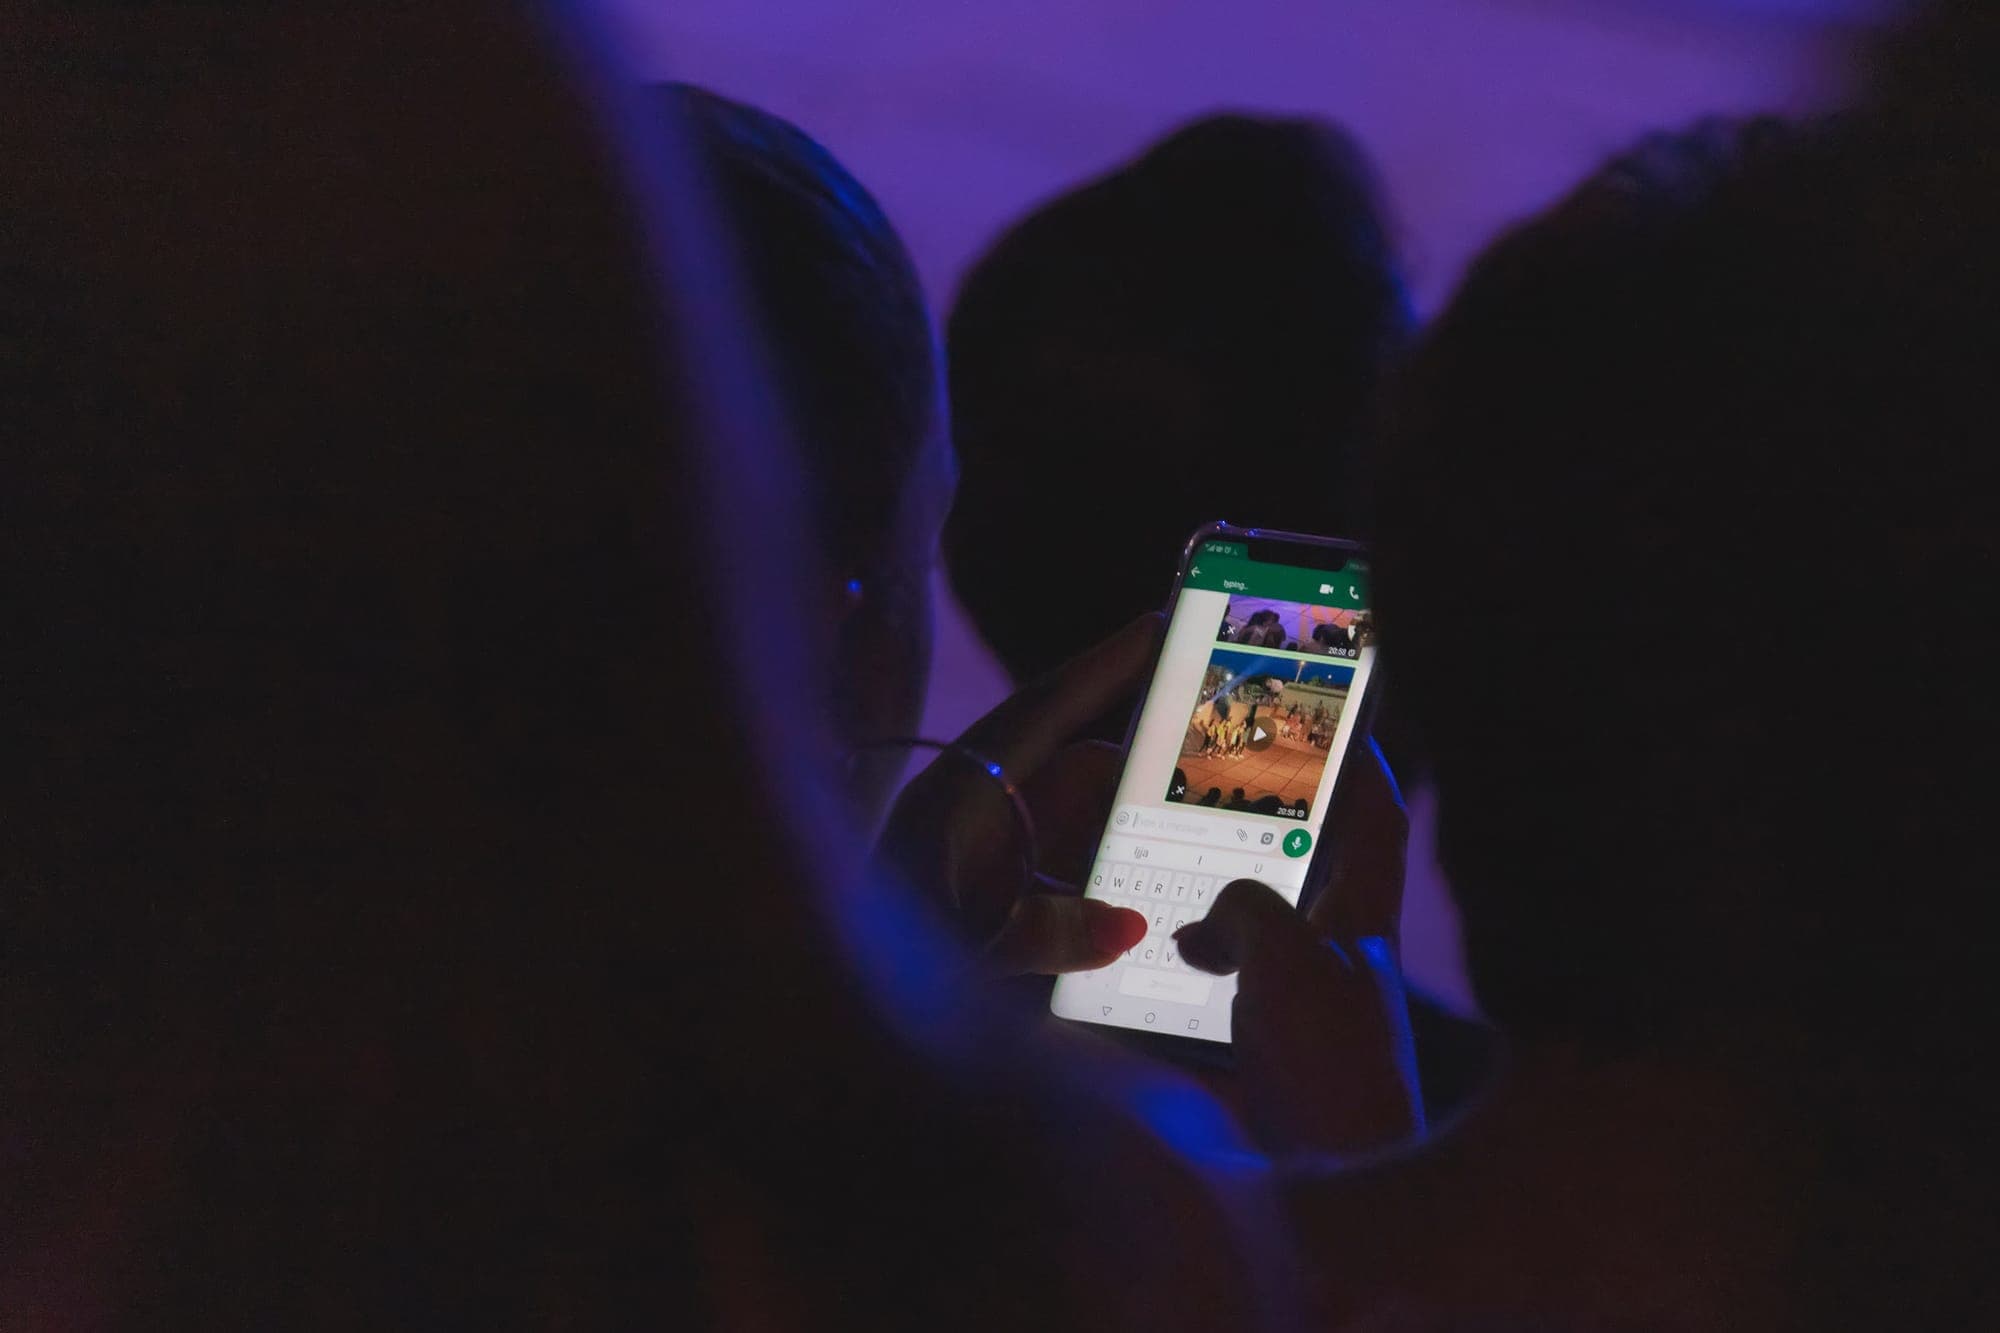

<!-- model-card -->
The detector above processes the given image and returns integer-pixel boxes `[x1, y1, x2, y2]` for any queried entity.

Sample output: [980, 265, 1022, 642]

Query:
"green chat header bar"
[1184, 542, 1369, 609]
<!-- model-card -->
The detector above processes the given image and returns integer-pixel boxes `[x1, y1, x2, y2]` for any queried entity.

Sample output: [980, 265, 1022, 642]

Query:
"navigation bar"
[1184, 551, 1368, 608]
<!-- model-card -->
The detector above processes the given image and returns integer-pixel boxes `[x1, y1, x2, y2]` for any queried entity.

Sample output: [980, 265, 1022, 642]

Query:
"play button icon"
[1245, 719, 1276, 752]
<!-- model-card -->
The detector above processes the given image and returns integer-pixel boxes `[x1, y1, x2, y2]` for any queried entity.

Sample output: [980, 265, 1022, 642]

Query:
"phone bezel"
[1050, 520, 1382, 1068]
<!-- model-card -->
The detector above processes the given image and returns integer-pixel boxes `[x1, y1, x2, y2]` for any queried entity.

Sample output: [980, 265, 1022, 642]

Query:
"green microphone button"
[1282, 828, 1313, 858]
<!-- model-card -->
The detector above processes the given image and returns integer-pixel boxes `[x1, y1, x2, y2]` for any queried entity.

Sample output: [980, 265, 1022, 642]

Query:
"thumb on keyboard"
[985, 892, 1147, 976]
[1177, 879, 1422, 1155]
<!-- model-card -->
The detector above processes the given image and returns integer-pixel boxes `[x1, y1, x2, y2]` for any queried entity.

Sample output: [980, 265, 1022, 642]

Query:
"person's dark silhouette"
[946, 113, 1412, 707]
[656, 84, 952, 820]
[2, 7, 1285, 1325]
[1309, 100, 2000, 1328]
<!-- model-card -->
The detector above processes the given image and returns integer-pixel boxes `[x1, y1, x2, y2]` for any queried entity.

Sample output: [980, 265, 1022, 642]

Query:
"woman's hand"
[1175, 740, 1424, 1155]
[875, 615, 1161, 974]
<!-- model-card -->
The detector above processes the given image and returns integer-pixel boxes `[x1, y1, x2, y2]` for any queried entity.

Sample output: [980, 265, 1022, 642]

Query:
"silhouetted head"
[1379, 118, 1845, 1050]
[657, 83, 950, 816]
[0, 7, 1093, 1325]
[1377, 110, 1995, 1072]
[1376, 104, 2000, 1322]
[947, 113, 1411, 685]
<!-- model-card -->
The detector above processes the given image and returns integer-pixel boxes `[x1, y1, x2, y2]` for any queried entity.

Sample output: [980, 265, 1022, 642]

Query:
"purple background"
[611, 0, 1890, 1011]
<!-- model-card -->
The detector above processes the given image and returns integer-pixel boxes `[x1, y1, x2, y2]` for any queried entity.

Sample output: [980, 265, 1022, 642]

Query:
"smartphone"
[1050, 523, 1380, 1058]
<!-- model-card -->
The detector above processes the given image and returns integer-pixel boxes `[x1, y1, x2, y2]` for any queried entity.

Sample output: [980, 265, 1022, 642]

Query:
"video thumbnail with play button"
[1164, 647, 1355, 820]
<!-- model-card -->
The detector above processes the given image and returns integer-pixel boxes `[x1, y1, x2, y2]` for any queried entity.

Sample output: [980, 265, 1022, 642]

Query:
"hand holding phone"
[1175, 740, 1423, 1153]
[875, 616, 1162, 972]
[1050, 524, 1386, 1057]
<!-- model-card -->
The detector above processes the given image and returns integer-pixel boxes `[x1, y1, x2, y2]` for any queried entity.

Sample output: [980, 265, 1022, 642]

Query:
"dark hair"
[658, 83, 941, 577]
[2, 18, 1137, 1327]
[1379, 105, 2000, 1323]
[946, 113, 1410, 683]
[1376, 114, 1994, 1052]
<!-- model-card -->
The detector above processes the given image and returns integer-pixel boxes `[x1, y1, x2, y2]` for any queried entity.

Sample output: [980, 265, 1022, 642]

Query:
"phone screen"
[1050, 532, 1377, 1045]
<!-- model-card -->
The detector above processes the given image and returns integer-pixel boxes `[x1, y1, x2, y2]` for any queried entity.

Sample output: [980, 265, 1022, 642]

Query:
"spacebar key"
[1118, 969, 1213, 1005]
